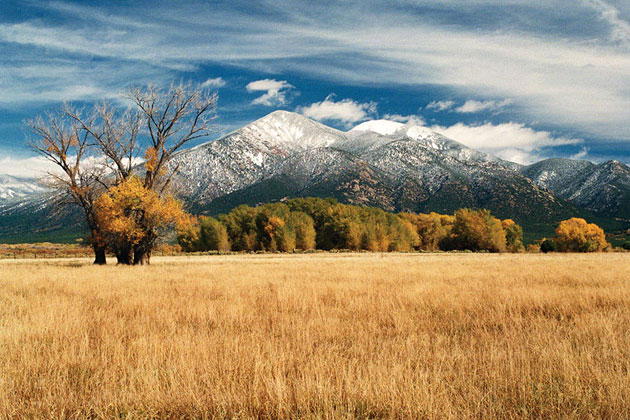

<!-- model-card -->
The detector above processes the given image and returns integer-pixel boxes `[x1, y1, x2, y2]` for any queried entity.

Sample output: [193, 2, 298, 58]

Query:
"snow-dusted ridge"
[2, 111, 629, 240]
[0, 174, 45, 202]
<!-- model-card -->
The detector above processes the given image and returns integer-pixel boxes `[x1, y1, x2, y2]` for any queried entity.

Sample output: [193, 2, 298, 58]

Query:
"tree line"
[178, 198, 613, 254]
[28, 83, 216, 265]
[177, 197, 527, 253]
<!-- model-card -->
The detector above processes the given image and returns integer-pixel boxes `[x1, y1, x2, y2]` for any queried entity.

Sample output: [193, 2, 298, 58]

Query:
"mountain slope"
[521, 158, 630, 220]
[170, 112, 579, 230]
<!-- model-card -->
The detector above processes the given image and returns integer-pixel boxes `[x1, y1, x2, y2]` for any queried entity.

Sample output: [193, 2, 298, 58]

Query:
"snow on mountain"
[0, 175, 46, 203]
[521, 158, 630, 219]
[170, 112, 506, 207]
[168, 111, 569, 225]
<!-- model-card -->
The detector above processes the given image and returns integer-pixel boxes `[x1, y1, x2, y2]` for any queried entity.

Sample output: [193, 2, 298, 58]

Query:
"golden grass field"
[1, 253, 629, 419]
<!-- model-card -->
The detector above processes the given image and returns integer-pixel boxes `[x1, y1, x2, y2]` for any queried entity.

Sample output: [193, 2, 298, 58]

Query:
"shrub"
[622, 241, 630, 251]
[526, 244, 540, 253]
[540, 238, 557, 253]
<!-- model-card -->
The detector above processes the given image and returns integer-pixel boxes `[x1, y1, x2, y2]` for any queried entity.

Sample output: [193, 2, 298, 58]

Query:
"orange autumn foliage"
[95, 176, 189, 249]
[554, 218, 608, 252]
[144, 147, 159, 173]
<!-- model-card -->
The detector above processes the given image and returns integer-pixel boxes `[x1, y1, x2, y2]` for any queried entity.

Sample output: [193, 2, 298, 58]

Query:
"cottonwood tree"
[27, 112, 109, 264]
[65, 103, 142, 185]
[126, 83, 217, 264]
[94, 176, 189, 265]
[554, 218, 608, 252]
[27, 82, 217, 265]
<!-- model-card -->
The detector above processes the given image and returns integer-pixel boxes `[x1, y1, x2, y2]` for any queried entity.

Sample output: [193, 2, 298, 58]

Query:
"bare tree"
[65, 103, 143, 185]
[27, 111, 109, 264]
[126, 83, 217, 264]
[63, 103, 144, 264]
[26, 82, 217, 266]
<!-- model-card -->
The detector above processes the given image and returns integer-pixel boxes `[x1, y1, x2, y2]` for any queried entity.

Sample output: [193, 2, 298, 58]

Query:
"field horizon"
[1, 253, 629, 418]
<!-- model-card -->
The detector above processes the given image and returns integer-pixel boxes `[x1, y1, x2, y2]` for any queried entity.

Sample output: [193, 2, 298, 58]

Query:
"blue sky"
[1, 0, 630, 177]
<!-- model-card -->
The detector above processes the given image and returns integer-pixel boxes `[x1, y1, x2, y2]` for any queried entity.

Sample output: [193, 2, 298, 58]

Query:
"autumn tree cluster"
[28, 83, 216, 264]
[178, 198, 525, 253]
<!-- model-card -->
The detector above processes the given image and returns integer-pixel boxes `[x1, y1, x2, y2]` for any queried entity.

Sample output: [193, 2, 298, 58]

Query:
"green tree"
[443, 209, 506, 252]
[218, 205, 258, 251]
[502, 219, 524, 253]
[198, 216, 230, 252]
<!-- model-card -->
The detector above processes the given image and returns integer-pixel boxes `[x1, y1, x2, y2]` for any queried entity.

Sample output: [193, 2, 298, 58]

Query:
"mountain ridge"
[1, 110, 628, 243]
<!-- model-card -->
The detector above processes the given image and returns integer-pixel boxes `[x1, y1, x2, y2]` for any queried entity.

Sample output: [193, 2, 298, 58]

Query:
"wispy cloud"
[202, 77, 226, 88]
[455, 99, 512, 113]
[431, 122, 582, 164]
[298, 95, 377, 127]
[570, 146, 590, 160]
[246, 79, 295, 106]
[425, 100, 455, 112]
[1, 0, 630, 144]
[584, 0, 630, 44]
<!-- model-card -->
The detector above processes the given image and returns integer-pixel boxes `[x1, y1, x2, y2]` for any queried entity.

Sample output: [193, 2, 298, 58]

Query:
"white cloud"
[1, 1, 630, 144]
[383, 113, 426, 126]
[425, 100, 455, 112]
[431, 122, 582, 164]
[455, 99, 512, 113]
[0, 154, 145, 179]
[246, 79, 295, 106]
[0, 156, 62, 179]
[201, 77, 226, 88]
[298, 95, 377, 126]
[570, 146, 590, 160]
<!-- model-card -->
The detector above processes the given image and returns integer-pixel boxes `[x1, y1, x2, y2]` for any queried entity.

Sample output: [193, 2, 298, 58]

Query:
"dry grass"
[0, 253, 629, 419]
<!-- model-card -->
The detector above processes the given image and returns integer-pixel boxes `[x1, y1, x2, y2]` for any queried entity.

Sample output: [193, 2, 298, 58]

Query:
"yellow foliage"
[264, 217, 285, 239]
[414, 212, 453, 251]
[95, 176, 188, 247]
[555, 218, 608, 252]
[144, 147, 159, 173]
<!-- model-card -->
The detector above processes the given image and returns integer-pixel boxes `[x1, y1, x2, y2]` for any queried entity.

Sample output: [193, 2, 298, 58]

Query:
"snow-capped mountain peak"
[238, 110, 343, 150]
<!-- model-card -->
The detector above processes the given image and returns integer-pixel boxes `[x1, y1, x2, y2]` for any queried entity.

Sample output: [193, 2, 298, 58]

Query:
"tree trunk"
[133, 235, 155, 265]
[133, 248, 151, 265]
[116, 245, 133, 265]
[93, 246, 106, 265]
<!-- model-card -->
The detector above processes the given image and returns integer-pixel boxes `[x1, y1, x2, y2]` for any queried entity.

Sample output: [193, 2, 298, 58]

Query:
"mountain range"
[0, 174, 45, 202]
[1, 110, 629, 243]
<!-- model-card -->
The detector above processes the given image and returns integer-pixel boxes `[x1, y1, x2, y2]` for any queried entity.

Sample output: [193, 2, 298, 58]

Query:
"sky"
[1, 0, 630, 178]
